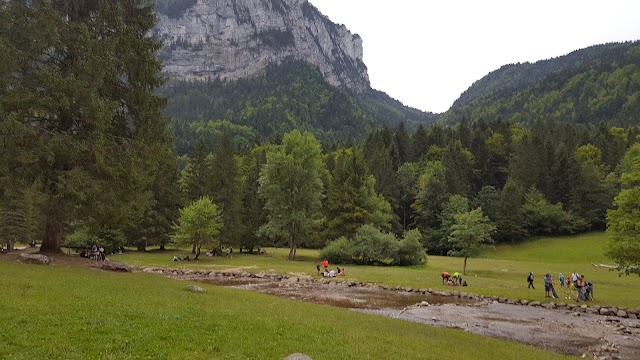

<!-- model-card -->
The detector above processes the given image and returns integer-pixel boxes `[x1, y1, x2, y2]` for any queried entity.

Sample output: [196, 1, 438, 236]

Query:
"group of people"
[317, 259, 346, 277]
[527, 271, 593, 302]
[441, 271, 467, 286]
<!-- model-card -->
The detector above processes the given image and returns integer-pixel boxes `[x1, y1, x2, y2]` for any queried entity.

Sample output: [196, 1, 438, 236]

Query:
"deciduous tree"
[258, 130, 325, 260]
[448, 208, 496, 275]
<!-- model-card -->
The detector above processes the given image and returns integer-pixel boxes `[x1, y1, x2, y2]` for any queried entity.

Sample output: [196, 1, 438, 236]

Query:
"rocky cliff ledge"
[154, 0, 370, 92]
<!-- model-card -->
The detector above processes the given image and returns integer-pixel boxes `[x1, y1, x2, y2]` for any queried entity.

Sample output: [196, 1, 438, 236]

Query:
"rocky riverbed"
[150, 266, 640, 360]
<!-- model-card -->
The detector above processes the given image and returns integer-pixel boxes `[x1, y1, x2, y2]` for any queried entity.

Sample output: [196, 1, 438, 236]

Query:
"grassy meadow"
[0, 254, 572, 360]
[109, 232, 640, 309]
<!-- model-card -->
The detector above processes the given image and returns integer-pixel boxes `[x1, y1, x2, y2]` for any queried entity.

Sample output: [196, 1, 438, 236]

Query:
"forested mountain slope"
[443, 41, 640, 126]
[163, 60, 437, 154]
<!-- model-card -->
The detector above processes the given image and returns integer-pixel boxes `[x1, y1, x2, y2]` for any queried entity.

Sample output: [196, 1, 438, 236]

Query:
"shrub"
[394, 229, 427, 266]
[320, 225, 426, 266]
[64, 228, 126, 253]
[319, 237, 353, 264]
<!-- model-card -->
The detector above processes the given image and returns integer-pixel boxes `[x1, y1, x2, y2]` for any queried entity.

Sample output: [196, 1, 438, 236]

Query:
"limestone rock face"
[154, 0, 369, 92]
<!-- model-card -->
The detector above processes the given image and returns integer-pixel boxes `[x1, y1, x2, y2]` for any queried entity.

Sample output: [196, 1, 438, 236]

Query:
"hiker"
[527, 272, 535, 289]
[441, 271, 450, 285]
[559, 273, 565, 287]
[571, 271, 579, 285]
[323, 259, 329, 272]
[584, 281, 594, 301]
[316, 262, 321, 274]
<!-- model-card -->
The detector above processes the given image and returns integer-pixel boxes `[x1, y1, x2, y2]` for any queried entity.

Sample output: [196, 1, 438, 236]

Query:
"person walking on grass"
[527, 272, 535, 289]
[559, 273, 565, 287]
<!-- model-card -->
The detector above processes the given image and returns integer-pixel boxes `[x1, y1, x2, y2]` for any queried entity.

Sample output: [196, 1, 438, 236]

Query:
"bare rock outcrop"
[154, 0, 369, 92]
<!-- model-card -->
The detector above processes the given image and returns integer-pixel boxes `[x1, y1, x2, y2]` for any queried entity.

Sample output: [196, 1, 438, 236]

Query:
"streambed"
[175, 272, 640, 359]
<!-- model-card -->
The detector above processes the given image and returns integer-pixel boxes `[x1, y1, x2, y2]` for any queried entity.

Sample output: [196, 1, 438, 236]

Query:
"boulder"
[617, 310, 628, 318]
[520, 300, 529, 306]
[283, 354, 312, 360]
[101, 261, 132, 272]
[19, 253, 50, 265]
[599, 308, 613, 316]
[528, 301, 541, 307]
[186, 285, 207, 293]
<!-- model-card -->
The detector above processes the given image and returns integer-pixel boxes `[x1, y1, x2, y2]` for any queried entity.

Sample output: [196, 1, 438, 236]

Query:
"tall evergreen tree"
[569, 144, 618, 229]
[210, 133, 242, 248]
[1, 0, 170, 252]
[605, 143, 640, 275]
[183, 138, 211, 202]
[495, 178, 527, 243]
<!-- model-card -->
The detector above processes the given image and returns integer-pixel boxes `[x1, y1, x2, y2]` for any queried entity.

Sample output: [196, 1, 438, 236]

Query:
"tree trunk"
[159, 245, 166, 251]
[192, 243, 196, 254]
[288, 234, 296, 261]
[463, 256, 468, 276]
[40, 201, 64, 253]
[137, 241, 147, 252]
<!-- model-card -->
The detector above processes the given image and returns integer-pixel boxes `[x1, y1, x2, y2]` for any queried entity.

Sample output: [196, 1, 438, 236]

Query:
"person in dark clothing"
[527, 272, 535, 289]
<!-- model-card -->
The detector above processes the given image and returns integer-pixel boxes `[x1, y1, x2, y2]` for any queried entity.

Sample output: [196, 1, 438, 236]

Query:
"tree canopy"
[0, 0, 170, 253]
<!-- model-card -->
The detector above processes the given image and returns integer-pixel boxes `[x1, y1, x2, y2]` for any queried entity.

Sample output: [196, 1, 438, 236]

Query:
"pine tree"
[210, 133, 243, 248]
[1, 0, 170, 252]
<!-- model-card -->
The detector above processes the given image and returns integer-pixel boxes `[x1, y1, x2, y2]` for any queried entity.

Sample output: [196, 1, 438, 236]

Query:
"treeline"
[2, 117, 638, 261]
[162, 59, 437, 155]
[443, 42, 640, 127]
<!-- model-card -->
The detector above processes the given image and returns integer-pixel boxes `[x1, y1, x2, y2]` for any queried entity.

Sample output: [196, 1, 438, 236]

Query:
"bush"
[320, 225, 426, 266]
[394, 229, 427, 266]
[64, 228, 126, 253]
[319, 237, 353, 264]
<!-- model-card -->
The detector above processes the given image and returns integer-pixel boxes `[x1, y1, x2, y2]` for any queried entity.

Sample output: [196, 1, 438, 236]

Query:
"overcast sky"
[310, 0, 640, 113]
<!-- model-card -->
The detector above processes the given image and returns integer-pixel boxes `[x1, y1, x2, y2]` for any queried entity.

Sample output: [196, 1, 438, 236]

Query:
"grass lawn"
[0, 256, 572, 360]
[108, 232, 640, 309]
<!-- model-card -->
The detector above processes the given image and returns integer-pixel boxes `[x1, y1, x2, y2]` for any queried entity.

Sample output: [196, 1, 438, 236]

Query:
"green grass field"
[0, 256, 572, 360]
[108, 232, 640, 309]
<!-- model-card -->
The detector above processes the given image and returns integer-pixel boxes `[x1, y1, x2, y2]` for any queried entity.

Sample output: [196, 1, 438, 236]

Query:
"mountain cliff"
[154, 0, 369, 92]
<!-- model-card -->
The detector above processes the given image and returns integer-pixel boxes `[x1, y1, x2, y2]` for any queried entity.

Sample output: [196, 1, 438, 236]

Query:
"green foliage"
[324, 148, 392, 241]
[172, 197, 223, 252]
[64, 228, 126, 253]
[606, 143, 640, 275]
[395, 228, 427, 266]
[445, 41, 640, 127]
[321, 225, 426, 266]
[521, 187, 587, 236]
[319, 236, 353, 264]
[210, 133, 243, 247]
[0, 0, 170, 252]
[163, 60, 436, 155]
[447, 208, 496, 274]
[258, 130, 325, 260]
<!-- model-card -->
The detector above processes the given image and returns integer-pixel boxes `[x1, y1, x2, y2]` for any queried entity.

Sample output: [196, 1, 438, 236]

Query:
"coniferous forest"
[1, 0, 639, 272]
